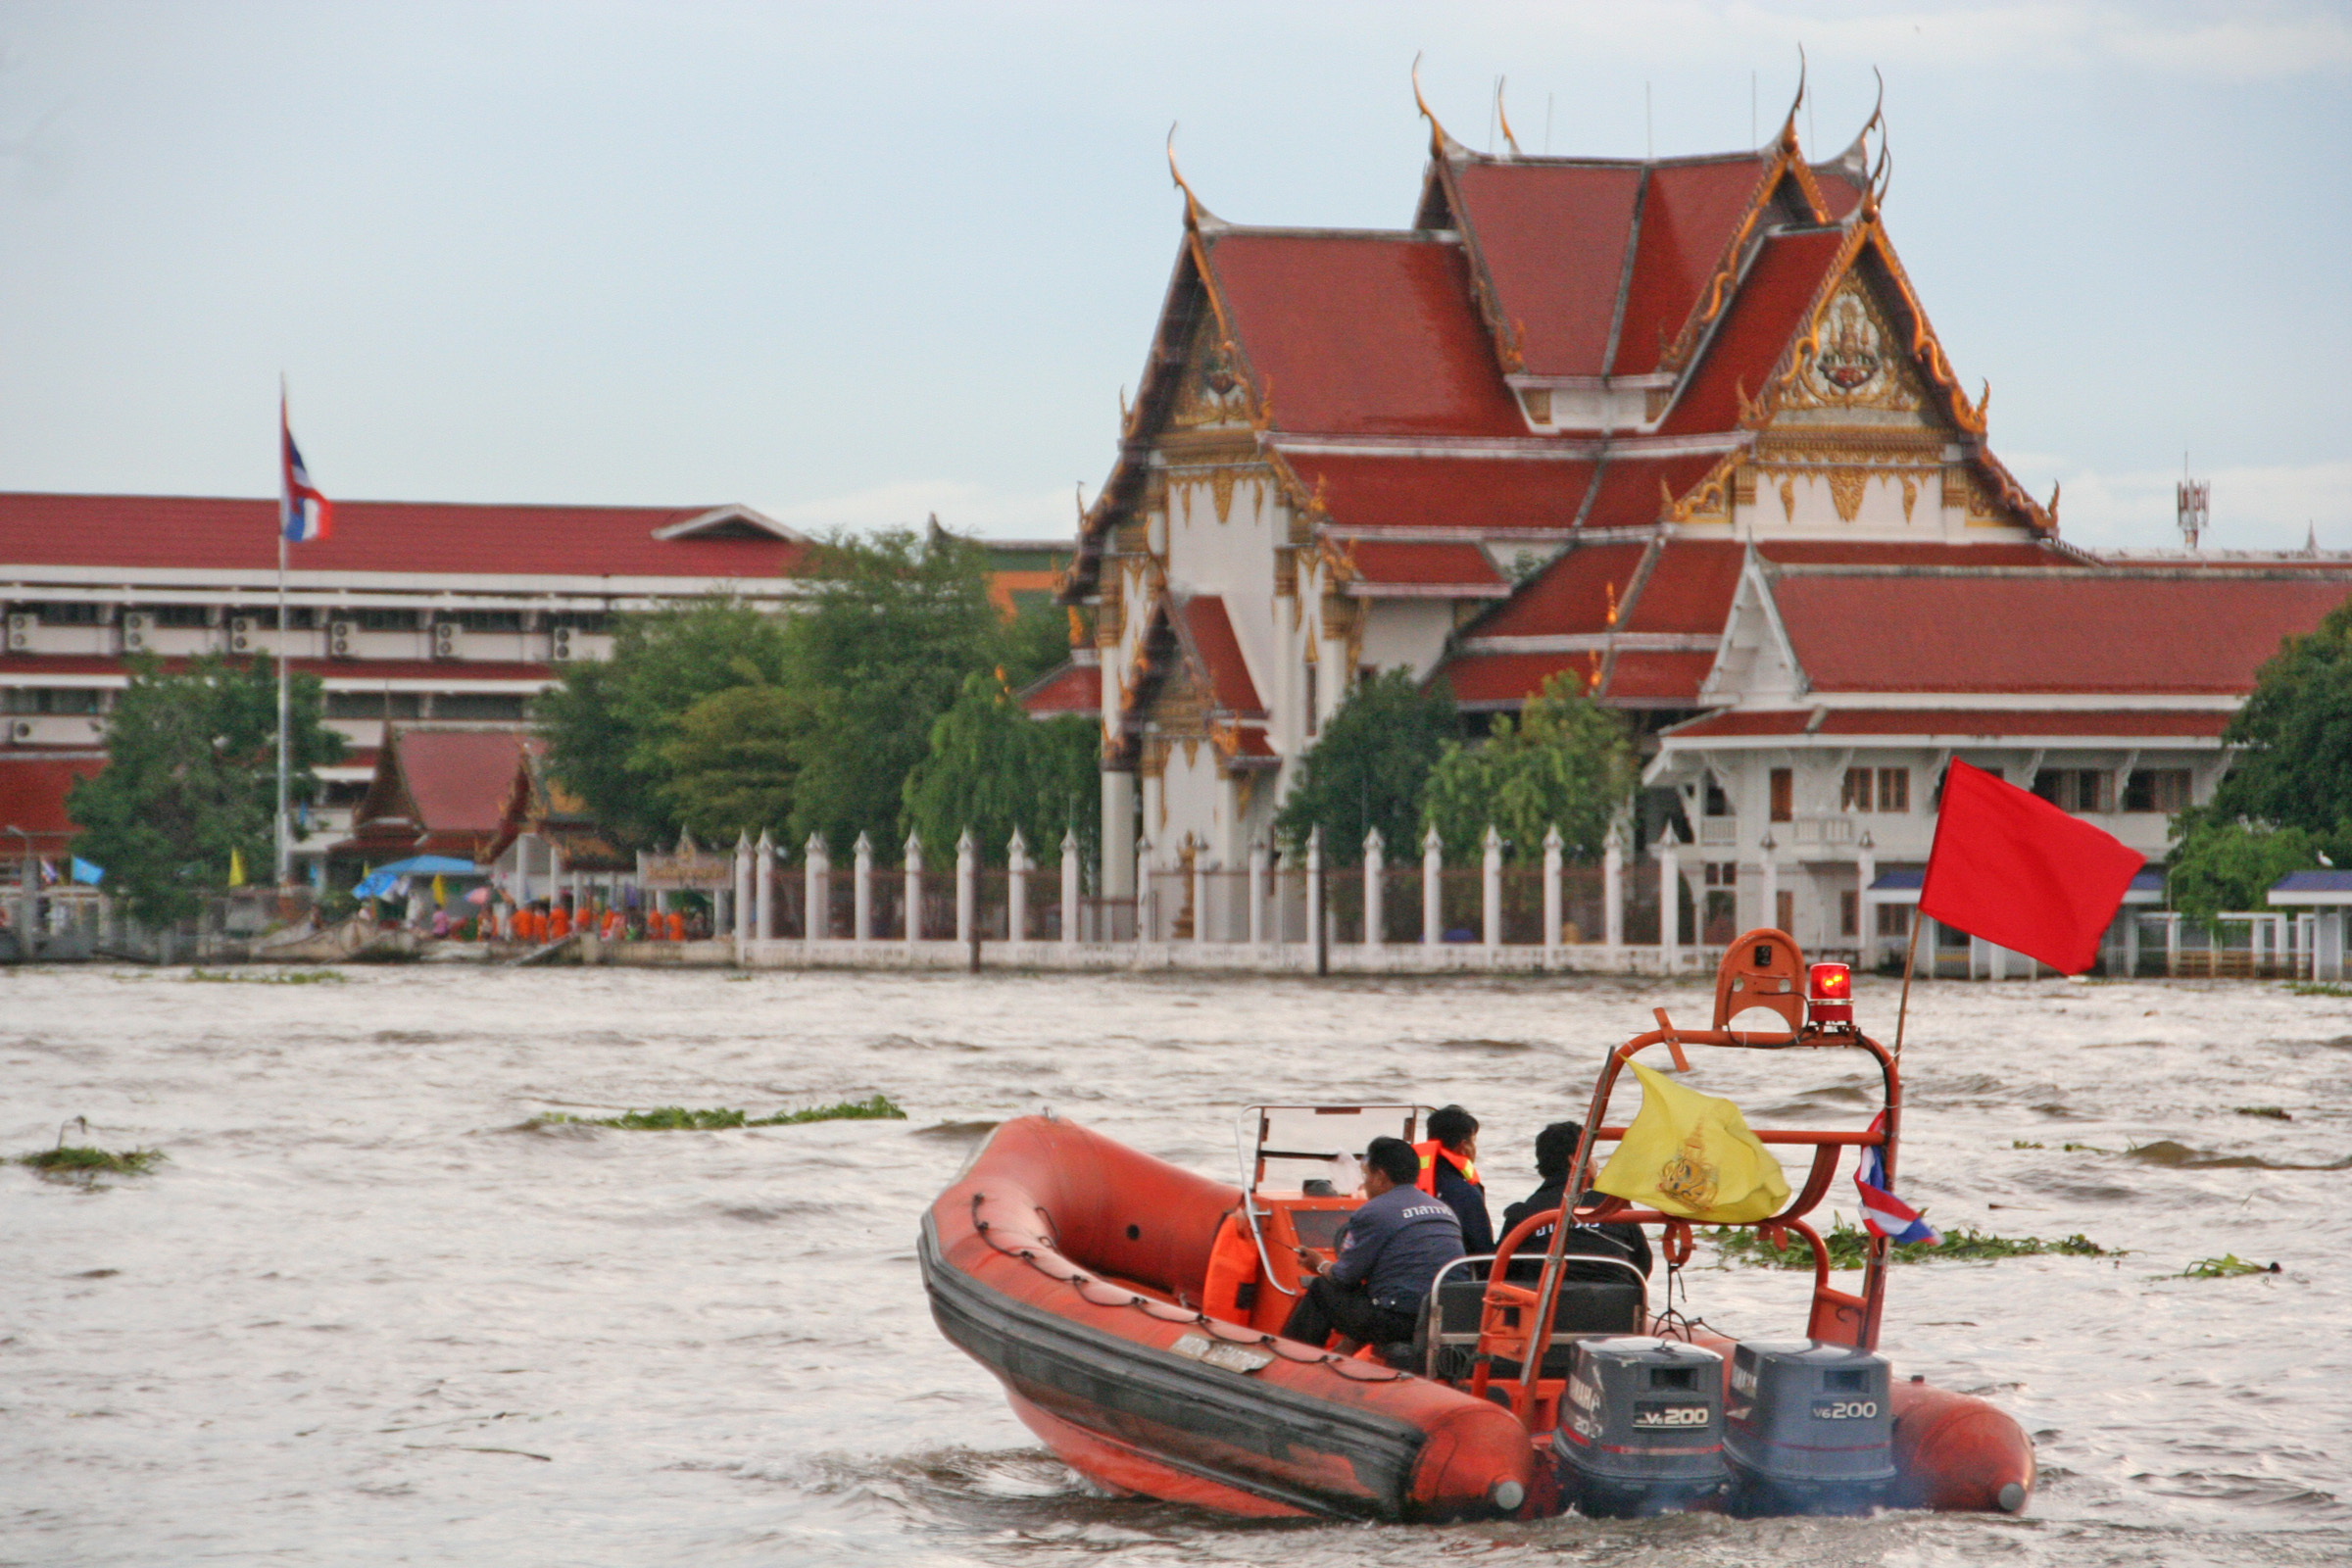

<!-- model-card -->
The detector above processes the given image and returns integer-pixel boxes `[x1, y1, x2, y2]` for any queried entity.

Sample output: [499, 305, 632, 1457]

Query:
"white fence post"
[1305, 826, 1324, 953]
[1192, 853, 1210, 944]
[805, 834, 829, 942]
[1482, 825, 1503, 950]
[754, 830, 774, 942]
[904, 833, 923, 945]
[1422, 825, 1444, 949]
[956, 829, 977, 946]
[1855, 830, 1877, 966]
[853, 831, 873, 942]
[1249, 840, 1268, 946]
[1135, 835, 1152, 943]
[1007, 827, 1030, 945]
[733, 832, 752, 955]
[1273, 842, 1293, 946]
[1656, 822, 1682, 968]
[1603, 829, 1624, 951]
[1060, 828, 1080, 946]
[1543, 824, 1563, 950]
[1363, 826, 1385, 949]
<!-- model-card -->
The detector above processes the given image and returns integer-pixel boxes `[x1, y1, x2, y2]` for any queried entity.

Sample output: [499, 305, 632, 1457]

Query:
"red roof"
[1757, 541, 2067, 568]
[1603, 651, 1719, 705]
[1660, 227, 1846, 435]
[1207, 233, 1524, 437]
[352, 728, 529, 845]
[0, 493, 806, 579]
[1777, 573, 2352, 695]
[1615, 158, 1779, 377]
[1618, 541, 1746, 635]
[1285, 453, 1595, 533]
[1669, 709, 2234, 741]
[1469, 542, 1650, 638]
[1016, 660, 1102, 718]
[1449, 162, 1644, 376]
[0, 754, 105, 847]
[1342, 541, 1505, 596]
[1441, 652, 1592, 707]
[1580, 456, 1725, 531]
[1178, 595, 1265, 716]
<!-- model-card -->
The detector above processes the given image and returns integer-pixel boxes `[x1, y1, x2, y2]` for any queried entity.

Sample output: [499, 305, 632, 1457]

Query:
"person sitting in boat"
[1283, 1137, 1463, 1353]
[1415, 1104, 1494, 1255]
[1500, 1119, 1653, 1282]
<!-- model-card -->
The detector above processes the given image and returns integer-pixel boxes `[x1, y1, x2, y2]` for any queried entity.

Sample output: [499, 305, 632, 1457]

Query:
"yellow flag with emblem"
[1593, 1059, 1790, 1223]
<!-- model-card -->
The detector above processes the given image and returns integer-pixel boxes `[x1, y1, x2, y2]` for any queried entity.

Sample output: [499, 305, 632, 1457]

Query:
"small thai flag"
[1856, 1111, 1939, 1246]
[280, 392, 333, 543]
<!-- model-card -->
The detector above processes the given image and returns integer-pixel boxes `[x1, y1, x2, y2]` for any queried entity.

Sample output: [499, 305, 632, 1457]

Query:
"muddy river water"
[4, 964, 2348, 1565]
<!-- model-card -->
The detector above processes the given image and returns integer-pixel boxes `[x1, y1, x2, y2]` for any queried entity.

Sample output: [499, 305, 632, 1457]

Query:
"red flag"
[1919, 760, 2143, 974]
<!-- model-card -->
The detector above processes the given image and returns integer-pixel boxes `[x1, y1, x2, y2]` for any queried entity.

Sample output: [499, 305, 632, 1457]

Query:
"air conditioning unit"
[328, 619, 358, 659]
[4, 612, 31, 651]
[550, 625, 575, 662]
[6, 719, 32, 745]
[229, 615, 258, 654]
[431, 620, 462, 660]
[121, 611, 153, 653]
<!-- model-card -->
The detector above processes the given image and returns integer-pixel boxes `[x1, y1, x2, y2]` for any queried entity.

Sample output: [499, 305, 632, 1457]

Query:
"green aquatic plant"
[1713, 1218, 2109, 1270]
[2289, 982, 2352, 998]
[2232, 1105, 2292, 1120]
[535, 1095, 906, 1131]
[20, 1146, 168, 1179]
[186, 967, 347, 984]
[2176, 1254, 2280, 1279]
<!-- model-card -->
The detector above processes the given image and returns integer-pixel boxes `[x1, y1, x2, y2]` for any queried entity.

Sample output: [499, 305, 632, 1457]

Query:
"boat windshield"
[1240, 1105, 1426, 1195]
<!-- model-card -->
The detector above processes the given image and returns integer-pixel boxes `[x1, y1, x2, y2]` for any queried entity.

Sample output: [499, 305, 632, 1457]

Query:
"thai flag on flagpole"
[1856, 1111, 1940, 1246]
[280, 391, 333, 543]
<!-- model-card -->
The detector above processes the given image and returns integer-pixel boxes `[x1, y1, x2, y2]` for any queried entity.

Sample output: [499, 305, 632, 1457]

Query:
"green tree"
[1272, 668, 1456, 858]
[660, 680, 813, 845]
[2196, 597, 2352, 842]
[783, 528, 1007, 854]
[535, 600, 793, 847]
[1421, 673, 1636, 862]
[69, 655, 345, 923]
[901, 672, 1100, 867]
[2167, 820, 2320, 927]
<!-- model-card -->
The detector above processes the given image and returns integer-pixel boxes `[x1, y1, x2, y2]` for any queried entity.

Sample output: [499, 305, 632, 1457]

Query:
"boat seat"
[1415, 1255, 1647, 1382]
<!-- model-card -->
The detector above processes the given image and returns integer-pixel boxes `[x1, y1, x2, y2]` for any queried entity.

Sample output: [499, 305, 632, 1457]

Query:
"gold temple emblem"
[1808, 289, 1886, 400]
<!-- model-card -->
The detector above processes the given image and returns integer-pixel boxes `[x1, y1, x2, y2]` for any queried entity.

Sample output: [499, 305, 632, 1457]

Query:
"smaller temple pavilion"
[330, 727, 532, 880]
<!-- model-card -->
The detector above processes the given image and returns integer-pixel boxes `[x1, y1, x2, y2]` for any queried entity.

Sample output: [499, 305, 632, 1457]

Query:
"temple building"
[1041, 87, 2351, 956]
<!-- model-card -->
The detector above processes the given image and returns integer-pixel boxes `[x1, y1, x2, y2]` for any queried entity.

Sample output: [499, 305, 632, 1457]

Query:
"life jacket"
[1414, 1141, 1479, 1197]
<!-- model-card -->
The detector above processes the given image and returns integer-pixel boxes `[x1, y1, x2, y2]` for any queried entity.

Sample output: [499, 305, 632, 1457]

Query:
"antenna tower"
[2176, 456, 2208, 552]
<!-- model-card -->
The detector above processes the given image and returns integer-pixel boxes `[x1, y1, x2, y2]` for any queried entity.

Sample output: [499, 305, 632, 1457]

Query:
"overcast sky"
[0, 2, 2344, 551]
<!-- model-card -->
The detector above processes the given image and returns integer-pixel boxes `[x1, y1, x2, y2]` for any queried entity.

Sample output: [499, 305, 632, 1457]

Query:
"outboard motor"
[1723, 1340, 1896, 1515]
[1551, 1337, 1728, 1517]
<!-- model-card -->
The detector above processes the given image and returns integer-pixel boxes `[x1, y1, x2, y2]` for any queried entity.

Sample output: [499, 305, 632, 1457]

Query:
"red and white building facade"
[0, 494, 808, 876]
[1046, 97, 2352, 964]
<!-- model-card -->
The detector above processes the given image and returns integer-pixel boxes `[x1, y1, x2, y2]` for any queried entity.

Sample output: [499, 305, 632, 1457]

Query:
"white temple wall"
[1357, 600, 1456, 681]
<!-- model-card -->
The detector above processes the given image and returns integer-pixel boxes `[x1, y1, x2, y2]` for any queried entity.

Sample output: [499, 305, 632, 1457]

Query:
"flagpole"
[1891, 907, 1923, 1055]
[275, 379, 291, 888]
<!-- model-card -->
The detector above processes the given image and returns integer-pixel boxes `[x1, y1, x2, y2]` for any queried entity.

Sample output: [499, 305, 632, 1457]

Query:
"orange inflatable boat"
[919, 930, 2034, 1522]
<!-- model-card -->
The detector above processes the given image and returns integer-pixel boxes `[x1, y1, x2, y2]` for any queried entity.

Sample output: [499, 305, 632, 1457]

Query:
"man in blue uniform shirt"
[1281, 1137, 1464, 1351]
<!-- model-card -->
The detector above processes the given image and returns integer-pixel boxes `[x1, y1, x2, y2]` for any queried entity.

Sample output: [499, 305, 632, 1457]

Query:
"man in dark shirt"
[1418, 1103, 1494, 1255]
[1500, 1120, 1654, 1282]
[1281, 1137, 1463, 1350]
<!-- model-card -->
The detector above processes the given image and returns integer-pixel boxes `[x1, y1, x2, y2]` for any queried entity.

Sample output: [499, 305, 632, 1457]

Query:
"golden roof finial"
[1778, 44, 1808, 153]
[1412, 53, 1459, 160]
[1496, 75, 1523, 158]
[1166, 122, 1215, 230]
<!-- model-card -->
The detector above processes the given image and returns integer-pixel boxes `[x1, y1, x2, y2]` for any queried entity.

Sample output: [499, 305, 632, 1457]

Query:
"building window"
[324, 692, 424, 719]
[2033, 768, 2115, 813]
[1703, 860, 1738, 886]
[2124, 768, 2192, 813]
[430, 693, 528, 721]
[1877, 904, 1911, 937]
[1303, 661, 1317, 738]
[1840, 890, 1859, 936]
[150, 604, 212, 628]
[548, 612, 610, 634]
[36, 602, 102, 625]
[1702, 776, 1732, 817]
[357, 608, 421, 632]
[1775, 890, 1794, 932]
[1842, 766, 1911, 812]
[2, 686, 104, 714]
[458, 610, 525, 634]
[1769, 767, 1792, 822]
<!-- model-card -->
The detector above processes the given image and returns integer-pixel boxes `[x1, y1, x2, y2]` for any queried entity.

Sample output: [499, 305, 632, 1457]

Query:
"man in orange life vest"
[1416, 1104, 1494, 1255]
